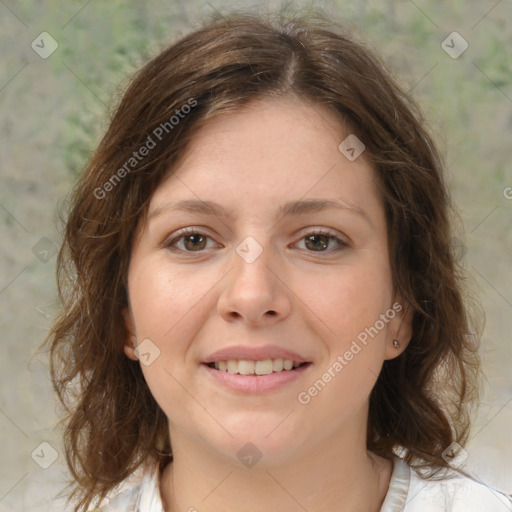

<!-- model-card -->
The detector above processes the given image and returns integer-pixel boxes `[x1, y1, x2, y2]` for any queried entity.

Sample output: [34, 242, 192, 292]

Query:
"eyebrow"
[148, 198, 372, 226]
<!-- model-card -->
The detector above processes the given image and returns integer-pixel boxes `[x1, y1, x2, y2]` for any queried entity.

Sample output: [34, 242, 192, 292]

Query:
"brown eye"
[304, 234, 330, 251]
[182, 233, 207, 251]
[165, 229, 216, 253]
[295, 230, 347, 253]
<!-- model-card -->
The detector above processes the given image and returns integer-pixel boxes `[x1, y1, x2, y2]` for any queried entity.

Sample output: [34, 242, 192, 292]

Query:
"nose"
[216, 240, 292, 326]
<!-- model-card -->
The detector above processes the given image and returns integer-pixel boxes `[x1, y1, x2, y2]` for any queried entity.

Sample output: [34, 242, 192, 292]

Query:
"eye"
[294, 229, 348, 253]
[164, 228, 218, 253]
[164, 227, 348, 254]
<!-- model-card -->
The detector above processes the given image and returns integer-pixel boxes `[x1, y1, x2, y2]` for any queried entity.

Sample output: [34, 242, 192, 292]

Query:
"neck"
[160, 422, 393, 512]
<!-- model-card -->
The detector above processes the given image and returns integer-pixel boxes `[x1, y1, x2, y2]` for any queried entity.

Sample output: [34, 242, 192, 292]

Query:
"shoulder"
[408, 467, 512, 511]
[88, 461, 164, 512]
[381, 456, 512, 512]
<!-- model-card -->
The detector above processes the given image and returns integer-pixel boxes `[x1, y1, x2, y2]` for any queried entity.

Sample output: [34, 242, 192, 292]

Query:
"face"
[124, 96, 411, 466]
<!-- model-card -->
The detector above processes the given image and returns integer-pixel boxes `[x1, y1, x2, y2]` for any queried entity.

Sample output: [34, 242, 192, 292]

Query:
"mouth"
[201, 358, 313, 393]
[203, 359, 312, 376]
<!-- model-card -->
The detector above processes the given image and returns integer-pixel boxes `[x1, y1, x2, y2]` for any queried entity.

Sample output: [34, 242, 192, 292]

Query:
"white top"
[96, 456, 512, 511]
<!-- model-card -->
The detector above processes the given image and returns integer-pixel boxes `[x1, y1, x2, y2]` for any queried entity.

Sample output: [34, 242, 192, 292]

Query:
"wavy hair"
[46, 9, 482, 511]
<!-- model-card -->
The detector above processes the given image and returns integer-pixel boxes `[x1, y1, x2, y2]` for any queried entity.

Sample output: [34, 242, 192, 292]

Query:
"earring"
[392, 303, 409, 350]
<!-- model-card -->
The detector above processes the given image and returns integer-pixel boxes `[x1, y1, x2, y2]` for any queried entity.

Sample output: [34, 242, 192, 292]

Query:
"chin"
[208, 416, 310, 466]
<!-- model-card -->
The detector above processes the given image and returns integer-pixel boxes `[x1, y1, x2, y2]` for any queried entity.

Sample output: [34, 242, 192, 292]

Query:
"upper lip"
[203, 345, 311, 364]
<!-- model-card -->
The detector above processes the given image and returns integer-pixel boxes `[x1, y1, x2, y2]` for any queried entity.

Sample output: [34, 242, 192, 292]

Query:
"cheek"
[299, 258, 393, 342]
[127, 259, 213, 416]
[128, 257, 211, 339]
[296, 258, 393, 405]
[295, 265, 393, 418]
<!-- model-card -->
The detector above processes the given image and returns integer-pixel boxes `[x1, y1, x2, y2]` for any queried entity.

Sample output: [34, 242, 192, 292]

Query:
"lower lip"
[201, 363, 312, 393]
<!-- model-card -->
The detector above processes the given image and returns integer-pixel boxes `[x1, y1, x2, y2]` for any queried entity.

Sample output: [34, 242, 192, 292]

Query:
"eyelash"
[164, 227, 348, 254]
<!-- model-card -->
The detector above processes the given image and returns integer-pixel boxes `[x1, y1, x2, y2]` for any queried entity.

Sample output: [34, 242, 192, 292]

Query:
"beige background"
[0, 0, 511, 510]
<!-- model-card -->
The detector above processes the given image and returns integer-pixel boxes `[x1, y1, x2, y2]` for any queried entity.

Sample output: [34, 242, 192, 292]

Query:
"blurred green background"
[1, 0, 511, 510]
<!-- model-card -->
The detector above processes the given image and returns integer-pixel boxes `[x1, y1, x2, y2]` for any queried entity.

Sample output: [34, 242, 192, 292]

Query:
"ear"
[122, 307, 139, 361]
[384, 299, 414, 360]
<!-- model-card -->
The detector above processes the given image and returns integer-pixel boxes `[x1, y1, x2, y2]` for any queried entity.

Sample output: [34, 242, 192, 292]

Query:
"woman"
[47, 9, 512, 512]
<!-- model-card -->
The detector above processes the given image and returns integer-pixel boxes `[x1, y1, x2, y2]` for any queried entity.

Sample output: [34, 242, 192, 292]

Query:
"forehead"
[148, 96, 383, 225]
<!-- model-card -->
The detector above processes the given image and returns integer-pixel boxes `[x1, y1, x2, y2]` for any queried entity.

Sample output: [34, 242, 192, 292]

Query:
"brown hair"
[47, 8, 482, 511]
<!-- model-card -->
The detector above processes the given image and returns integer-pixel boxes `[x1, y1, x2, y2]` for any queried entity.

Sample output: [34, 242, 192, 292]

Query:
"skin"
[124, 96, 413, 512]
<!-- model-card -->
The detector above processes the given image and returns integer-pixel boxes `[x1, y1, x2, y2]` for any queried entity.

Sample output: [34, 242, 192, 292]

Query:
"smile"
[201, 360, 312, 393]
[206, 358, 309, 375]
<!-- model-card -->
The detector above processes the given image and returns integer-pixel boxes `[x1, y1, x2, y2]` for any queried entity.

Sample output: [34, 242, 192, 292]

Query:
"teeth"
[238, 360, 254, 375]
[212, 358, 304, 375]
[255, 360, 273, 375]
[272, 358, 283, 372]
